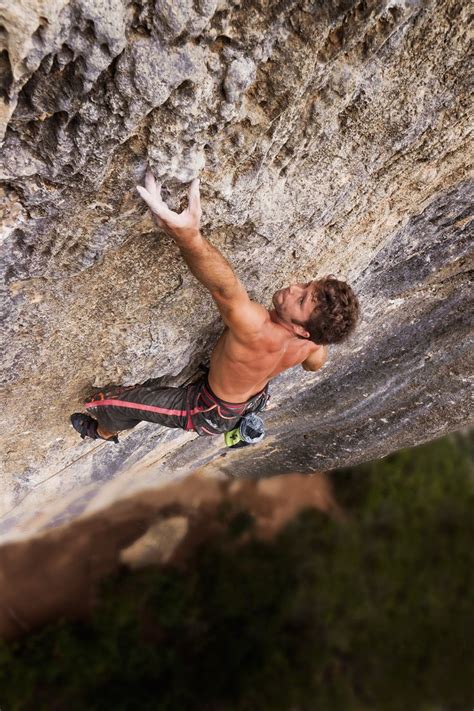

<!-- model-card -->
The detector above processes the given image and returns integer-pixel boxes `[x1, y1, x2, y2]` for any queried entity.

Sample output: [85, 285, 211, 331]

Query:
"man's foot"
[70, 413, 119, 443]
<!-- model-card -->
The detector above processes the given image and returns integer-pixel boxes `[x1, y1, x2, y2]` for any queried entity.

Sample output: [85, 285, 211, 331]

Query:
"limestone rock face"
[0, 0, 472, 538]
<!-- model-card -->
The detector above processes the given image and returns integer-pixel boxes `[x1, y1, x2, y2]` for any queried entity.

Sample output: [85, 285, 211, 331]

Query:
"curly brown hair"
[296, 275, 360, 345]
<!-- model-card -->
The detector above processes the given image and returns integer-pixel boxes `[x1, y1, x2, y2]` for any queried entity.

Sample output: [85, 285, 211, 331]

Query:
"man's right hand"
[136, 169, 202, 245]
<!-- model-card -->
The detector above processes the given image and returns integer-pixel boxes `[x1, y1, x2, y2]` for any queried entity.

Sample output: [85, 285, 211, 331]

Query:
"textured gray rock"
[0, 0, 472, 539]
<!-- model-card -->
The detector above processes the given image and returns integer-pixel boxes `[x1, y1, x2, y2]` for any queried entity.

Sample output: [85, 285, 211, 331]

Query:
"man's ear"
[292, 323, 310, 339]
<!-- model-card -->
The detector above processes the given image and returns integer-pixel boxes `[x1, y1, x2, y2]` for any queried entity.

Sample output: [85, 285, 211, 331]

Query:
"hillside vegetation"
[0, 433, 472, 710]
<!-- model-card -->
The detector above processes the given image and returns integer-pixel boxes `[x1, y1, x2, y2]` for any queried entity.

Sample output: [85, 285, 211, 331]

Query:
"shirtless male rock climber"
[71, 170, 359, 444]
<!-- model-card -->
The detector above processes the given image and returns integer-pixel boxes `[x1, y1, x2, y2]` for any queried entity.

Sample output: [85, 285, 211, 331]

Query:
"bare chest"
[208, 326, 316, 401]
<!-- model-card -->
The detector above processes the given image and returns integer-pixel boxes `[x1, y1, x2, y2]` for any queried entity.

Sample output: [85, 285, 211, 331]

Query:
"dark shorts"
[84, 376, 269, 437]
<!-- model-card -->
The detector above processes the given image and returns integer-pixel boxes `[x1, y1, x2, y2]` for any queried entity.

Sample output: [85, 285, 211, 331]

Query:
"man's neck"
[268, 308, 299, 337]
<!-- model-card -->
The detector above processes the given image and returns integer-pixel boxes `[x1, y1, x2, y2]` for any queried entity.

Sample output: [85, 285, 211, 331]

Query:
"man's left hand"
[136, 169, 202, 244]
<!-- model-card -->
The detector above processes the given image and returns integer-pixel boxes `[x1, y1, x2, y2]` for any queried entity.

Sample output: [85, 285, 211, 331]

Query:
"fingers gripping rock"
[136, 168, 202, 239]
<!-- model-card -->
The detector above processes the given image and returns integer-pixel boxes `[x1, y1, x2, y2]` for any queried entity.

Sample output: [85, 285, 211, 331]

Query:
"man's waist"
[197, 377, 269, 416]
[206, 374, 269, 406]
[188, 377, 269, 436]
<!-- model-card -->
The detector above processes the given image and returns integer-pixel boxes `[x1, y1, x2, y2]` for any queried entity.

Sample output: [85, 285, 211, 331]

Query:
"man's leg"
[71, 381, 193, 442]
[71, 377, 269, 442]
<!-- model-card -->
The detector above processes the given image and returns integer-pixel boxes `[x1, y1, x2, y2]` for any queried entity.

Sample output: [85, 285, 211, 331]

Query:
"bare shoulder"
[212, 281, 270, 341]
[301, 344, 328, 371]
[225, 312, 285, 354]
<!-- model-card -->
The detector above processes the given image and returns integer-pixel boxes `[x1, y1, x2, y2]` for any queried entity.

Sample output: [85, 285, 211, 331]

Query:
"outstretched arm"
[136, 170, 267, 338]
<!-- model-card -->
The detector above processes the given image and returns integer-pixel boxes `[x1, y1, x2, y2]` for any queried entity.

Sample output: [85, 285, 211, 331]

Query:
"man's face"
[272, 281, 317, 326]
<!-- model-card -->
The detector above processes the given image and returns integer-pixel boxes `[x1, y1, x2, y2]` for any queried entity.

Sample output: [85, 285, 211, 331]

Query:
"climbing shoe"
[70, 413, 119, 443]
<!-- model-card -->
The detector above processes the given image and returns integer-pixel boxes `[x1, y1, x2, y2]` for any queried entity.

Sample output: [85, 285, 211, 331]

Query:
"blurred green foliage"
[0, 433, 473, 710]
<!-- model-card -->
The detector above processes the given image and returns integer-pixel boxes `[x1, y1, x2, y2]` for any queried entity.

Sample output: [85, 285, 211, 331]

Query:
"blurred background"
[1, 431, 472, 710]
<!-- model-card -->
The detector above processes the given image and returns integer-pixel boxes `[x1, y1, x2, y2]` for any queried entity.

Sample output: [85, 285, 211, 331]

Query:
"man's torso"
[208, 312, 319, 402]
